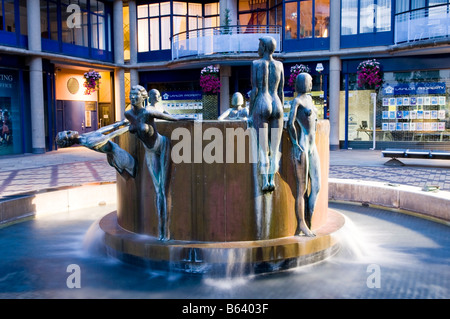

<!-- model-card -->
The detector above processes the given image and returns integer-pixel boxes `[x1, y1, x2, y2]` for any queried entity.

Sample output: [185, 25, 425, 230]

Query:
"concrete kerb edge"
[329, 178, 450, 225]
[0, 182, 117, 225]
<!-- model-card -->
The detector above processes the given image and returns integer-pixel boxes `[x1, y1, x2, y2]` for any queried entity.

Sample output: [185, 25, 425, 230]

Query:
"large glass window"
[40, 0, 111, 57]
[300, 0, 312, 38]
[285, 2, 298, 39]
[341, 0, 391, 36]
[137, 1, 219, 54]
[283, 0, 329, 40]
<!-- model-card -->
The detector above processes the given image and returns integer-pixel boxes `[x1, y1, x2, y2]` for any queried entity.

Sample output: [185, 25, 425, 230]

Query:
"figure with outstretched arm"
[125, 85, 178, 241]
[287, 72, 320, 237]
[249, 36, 284, 192]
[55, 119, 137, 178]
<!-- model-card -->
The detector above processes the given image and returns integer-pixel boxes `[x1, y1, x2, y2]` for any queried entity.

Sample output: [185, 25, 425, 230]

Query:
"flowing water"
[0, 202, 448, 299]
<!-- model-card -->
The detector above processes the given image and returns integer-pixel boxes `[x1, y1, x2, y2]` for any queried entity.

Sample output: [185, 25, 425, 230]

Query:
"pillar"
[128, 0, 139, 87]
[113, 0, 126, 120]
[219, 65, 231, 116]
[27, 0, 45, 153]
[328, 0, 341, 150]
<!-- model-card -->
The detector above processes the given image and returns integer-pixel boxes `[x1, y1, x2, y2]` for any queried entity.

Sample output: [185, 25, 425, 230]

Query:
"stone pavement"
[0, 146, 450, 200]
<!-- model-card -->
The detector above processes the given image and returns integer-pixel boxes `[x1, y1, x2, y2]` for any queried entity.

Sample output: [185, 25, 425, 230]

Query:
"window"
[39, 0, 111, 59]
[341, 0, 391, 35]
[284, 0, 329, 40]
[137, 1, 219, 54]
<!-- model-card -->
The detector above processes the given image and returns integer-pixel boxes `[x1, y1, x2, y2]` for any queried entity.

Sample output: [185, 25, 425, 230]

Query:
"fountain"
[93, 37, 345, 275]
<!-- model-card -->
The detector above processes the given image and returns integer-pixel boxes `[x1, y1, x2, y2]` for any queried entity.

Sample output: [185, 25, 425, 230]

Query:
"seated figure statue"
[148, 88, 170, 114]
[218, 92, 249, 121]
[55, 120, 136, 177]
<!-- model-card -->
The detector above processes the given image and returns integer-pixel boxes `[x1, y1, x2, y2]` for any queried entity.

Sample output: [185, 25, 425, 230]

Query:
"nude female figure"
[287, 73, 320, 237]
[55, 120, 136, 177]
[218, 92, 249, 121]
[124, 85, 178, 241]
[249, 36, 284, 192]
[148, 88, 170, 114]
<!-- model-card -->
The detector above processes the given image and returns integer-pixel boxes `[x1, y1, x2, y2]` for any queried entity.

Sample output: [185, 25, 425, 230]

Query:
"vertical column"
[128, 0, 139, 87]
[219, 65, 231, 116]
[27, 0, 45, 153]
[114, 0, 126, 120]
[328, 0, 341, 150]
[220, 0, 237, 25]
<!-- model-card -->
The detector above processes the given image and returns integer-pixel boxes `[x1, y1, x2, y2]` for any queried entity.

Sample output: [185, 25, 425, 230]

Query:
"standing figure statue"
[55, 120, 137, 178]
[249, 36, 285, 192]
[218, 92, 249, 121]
[287, 73, 320, 237]
[148, 88, 170, 114]
[125, 85, 178, 241]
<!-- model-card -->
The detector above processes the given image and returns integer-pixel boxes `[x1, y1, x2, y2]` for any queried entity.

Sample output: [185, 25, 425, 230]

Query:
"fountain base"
[100, 209, 345, 275]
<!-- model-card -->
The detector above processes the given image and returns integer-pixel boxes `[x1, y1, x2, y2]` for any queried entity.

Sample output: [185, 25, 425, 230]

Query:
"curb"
[329, 178, 450, 225]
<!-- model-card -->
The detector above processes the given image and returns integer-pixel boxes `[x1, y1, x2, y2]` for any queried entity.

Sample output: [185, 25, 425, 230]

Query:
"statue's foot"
[262, 183, 274, 193]
[297, 223, 316, 237]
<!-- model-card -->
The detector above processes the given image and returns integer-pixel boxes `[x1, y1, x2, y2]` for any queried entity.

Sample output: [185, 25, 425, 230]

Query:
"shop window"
[0, 69, 23, 155]
[343, 69, 450, 145]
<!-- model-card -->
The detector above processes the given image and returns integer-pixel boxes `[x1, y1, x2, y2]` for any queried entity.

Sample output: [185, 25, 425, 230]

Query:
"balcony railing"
[171, 25, 282, 60]
[395, 4, 450, 43]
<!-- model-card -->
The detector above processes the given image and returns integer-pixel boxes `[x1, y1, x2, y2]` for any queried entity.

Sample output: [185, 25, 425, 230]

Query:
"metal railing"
[395, 3, 450, 43]
[171, 25, 282, 60]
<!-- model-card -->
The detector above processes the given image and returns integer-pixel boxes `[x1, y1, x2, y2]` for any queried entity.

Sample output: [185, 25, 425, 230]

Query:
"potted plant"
[288, 64, 311, 90]
[200, 65, 221, 94]
[83, 70, 101, 95]
[357, 59, 382, 89]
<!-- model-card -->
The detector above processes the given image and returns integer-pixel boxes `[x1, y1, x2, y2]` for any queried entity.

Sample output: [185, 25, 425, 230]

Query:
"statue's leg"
[307, 148, 321, 223]
[294, 152, 315, 237]
[268, 117, 283, 190]
[254, 117, 270, 192]
[145, 150, 166, 241]
[159, 136, 171, 241]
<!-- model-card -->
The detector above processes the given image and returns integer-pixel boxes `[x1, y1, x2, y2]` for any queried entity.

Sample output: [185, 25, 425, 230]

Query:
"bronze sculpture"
[287, 73, 320, 237]
[124, 85, 178, 241]
[249, 36, 285, 192]
[148, 88, 170, 114]
[218, 92, 249, 121]
[55, 120, 136, 178]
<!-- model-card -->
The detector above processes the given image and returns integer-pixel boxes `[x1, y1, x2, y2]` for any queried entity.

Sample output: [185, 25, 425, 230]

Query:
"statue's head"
[231, 92, 244, 107]
[130, 85, 148, 107]
[55, 130, 79, 148]
[295, 72, 313, 94]
[258, 36, 276, 56]
[148, 89, 161, 105]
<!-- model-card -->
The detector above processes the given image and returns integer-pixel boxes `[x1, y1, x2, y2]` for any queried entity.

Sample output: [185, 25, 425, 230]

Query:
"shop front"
[341, 54, 450, 150]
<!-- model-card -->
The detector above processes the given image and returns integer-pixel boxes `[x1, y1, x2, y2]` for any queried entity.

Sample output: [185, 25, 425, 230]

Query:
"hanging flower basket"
[357, 59, 382, 89]
[200, 65, 221, 94]
[83, 70, 101, 95]
[288, 64, 311, 89]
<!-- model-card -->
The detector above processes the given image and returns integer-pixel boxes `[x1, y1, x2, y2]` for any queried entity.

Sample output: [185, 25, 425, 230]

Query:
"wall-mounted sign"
[85, 101, 97, 111]
[161, 91, 203, 100]
[382, 82, 446, 95]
